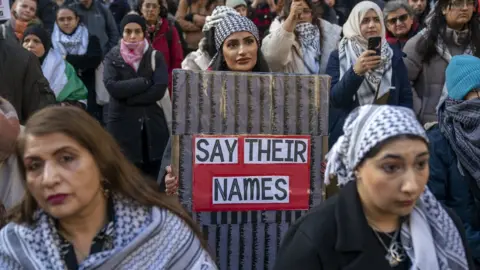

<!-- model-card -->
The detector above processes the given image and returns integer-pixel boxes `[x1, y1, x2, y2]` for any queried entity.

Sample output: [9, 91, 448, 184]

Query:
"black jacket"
[103, 45, 169, 163]
[0, 25, 56, 122]
[66, 35, 102, 92]
[273, 181, 476, 270]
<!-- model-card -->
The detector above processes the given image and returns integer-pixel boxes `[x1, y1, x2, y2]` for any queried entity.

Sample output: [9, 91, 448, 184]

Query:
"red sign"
[192, 135, 311, 212]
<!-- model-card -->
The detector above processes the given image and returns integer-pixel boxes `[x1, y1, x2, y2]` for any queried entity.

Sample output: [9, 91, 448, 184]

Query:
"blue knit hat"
[446, 55, 480, 100]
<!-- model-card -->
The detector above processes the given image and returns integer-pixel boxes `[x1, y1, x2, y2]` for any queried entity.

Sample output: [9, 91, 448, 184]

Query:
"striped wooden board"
[172, 70, 330, 270]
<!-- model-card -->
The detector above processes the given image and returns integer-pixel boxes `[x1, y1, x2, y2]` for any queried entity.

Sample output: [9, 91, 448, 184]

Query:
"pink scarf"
[120, 39, 147, 71]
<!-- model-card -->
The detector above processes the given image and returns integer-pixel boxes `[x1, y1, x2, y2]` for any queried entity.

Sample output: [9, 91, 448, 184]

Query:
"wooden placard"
[172, 70, 330, 270]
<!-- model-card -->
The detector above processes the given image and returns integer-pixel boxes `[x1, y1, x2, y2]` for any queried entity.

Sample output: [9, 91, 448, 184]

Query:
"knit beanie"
[22, 24, 51, 53]
[120, 13, 147, 34]
[446, 55, 480, 100]
[226, 0, 247, 9]
[202, 6, 239, 32]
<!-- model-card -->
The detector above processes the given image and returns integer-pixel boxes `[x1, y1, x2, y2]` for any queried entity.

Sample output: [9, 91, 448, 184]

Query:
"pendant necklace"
[371, 225, 406, 267]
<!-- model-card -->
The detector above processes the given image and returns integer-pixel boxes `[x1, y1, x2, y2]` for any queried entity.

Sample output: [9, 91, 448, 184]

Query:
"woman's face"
[14, 0, 37, 22]
[443, 0, 475, 30]
[57, 8, 80, 35]
[295, 0, 313, 23]
[123, 22, 145, 42]
[386, 8, 414, 38]
[22, 132, 104, 220]
[235, 5, 248, 17]
[222, 31, 258, 72]
[356, 138, 429, 218]
[22, 34, 45, 58]
[141, 0, 161, 23]
[465, 89, 480, 100]
[360, 9, 382, 40]
[408, 0, 427, 14]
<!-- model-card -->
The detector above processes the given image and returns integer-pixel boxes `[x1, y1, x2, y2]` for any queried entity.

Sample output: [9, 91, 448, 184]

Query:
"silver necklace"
[371, 226, 406, 267]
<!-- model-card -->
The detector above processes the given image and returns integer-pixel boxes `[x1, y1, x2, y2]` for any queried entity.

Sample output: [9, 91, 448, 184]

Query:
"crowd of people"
[0, 0, 480, 267]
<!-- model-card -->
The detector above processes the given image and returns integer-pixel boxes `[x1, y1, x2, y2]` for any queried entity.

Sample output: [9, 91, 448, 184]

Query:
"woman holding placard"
[273, 104, 475, 269]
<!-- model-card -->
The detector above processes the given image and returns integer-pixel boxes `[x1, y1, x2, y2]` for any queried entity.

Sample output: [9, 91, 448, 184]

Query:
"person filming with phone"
[326, 1, 413, 148]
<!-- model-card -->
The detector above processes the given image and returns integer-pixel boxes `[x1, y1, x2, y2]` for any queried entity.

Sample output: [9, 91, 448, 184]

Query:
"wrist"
[353, 65, 364, 76]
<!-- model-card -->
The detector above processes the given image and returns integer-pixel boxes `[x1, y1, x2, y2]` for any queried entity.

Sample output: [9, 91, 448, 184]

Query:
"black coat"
[103, 45, 169, 163]
[273, 181, 476, 270]
[66, 35, 103, 94]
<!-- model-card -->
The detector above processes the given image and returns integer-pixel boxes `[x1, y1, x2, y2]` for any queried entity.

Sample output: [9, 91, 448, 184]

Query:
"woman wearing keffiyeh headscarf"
[428, 55, 480, 267]
[274, 104, 475, 270]
[326, 1, 413, 149]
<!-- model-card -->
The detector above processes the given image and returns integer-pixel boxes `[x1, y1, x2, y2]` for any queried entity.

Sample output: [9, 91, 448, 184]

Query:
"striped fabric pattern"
[0, 194, 217, 269]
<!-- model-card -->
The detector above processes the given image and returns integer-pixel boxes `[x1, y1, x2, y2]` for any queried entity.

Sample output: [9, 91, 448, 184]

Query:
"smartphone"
[367, 37, 382, 56]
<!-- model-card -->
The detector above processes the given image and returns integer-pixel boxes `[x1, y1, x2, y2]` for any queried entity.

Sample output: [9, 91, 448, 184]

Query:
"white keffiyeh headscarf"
[325, 105, 469, 270]
[339, 1, 393, 105]
[296, 22, 321, 74]
[52, 23, 89, 56]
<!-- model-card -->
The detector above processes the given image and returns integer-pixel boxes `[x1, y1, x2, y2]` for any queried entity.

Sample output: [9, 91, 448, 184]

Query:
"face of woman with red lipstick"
[355, 137, 430, 217]
[22, 132, 104, 219]
[222, 31, 258, 72]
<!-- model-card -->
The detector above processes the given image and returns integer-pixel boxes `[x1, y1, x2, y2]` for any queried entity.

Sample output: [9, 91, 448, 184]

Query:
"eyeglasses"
[449, 0, 475, 8]
[386, 13, 409, 25]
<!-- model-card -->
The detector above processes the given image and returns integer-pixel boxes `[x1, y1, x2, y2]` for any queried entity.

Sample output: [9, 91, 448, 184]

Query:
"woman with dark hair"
[103, 14, 169, 180]
[273, 104, 475, 269]
[182, 6, 239, 70]
[326, 1, 412, 148]
[209, 14, 270, 72]
[52, 5, 103, 121]
[137, 0, 183, 93]
[0, 106, 216, 268]
[403, 0, 479, 125]
[262, 0, 341, 74]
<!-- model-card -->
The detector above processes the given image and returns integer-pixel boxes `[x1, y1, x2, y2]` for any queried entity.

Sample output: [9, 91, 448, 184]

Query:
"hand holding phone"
[353, 50, 382, 75]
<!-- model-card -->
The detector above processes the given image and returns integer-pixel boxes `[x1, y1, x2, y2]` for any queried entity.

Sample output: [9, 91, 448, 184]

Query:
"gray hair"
[383, 0, 414, 21]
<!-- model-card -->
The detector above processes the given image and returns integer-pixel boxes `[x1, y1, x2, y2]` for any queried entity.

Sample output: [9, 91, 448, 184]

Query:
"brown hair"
[8, 106, 207, 248]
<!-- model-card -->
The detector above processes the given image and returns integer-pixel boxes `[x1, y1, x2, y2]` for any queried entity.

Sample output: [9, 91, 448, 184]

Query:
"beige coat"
[403, 32, 469, 124]
[261, 18, 341, 74]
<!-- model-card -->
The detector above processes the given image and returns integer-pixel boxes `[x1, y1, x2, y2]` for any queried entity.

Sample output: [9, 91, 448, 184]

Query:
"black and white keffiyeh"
[339, 1, 393, 105]
[325, 105, 469, 270]
[52, 23, 89, 56]
[202, 6, 239, 33]
[295, 22, 321, 74]
[209, 15, 260, 66]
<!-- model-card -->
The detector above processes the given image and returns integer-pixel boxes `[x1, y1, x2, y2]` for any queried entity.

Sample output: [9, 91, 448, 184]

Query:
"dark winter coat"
[427, 125, 480, 263]
[326, 47, 413, 149]
[0, 25, 56, 122]
[66, 35, 103, 96]
[273, 181, 475, 270]
[103, 45, 169, 163]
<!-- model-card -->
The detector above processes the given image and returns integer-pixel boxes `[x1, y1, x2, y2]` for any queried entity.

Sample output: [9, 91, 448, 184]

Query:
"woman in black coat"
[103, 14, 169, 180]
[274, 105, 475, 270]
[52, 5, 103, 121]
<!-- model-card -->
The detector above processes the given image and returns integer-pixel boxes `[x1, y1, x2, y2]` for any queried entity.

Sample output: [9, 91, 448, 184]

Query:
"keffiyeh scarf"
[338, 37, 393, 105]
[202, 6, 239, 32]
[339, 1, 393, 105]
[295, 22, 321, 74]
[325, 105, 469, 270]
[438, 98, 480, 188]
[52, 23, 89, 56]
[0, 194, 217, 269]
[420, 27, 474, 112]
